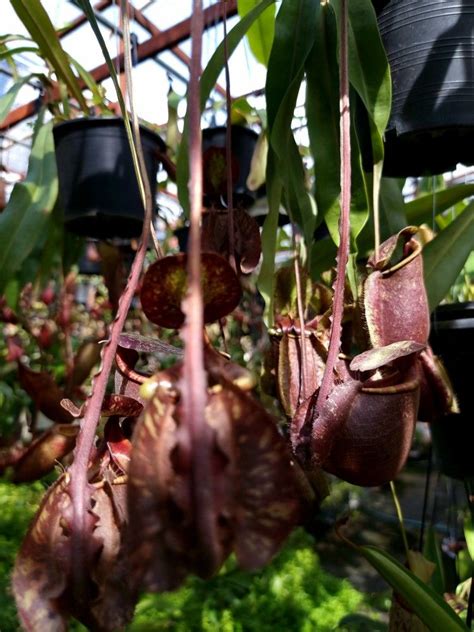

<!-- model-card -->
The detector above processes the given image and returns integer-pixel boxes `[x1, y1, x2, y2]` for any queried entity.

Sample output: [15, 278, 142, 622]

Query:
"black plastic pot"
[202, 125, 260, 209]
[53, 117, 166, 240]
[367, 0, 474, 177]
[429, 302, 474, 479]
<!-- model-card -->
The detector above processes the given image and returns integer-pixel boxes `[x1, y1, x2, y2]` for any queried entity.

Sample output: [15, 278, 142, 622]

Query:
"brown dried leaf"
[140, 253, 242, 328]
[127, 393, 197, 592]
[128, 358, 301, 592]
[12, 476, 72, 632]
[207, 383, 301, 570]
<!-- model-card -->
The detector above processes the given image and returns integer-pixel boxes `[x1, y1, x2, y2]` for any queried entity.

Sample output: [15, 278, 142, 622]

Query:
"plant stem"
[69, 0, 154, 598]
[390, 480, 410, 561]
[223, 2, 236, 271]
[292, 229, 307, 400]
[181, 0, 217, 572]
[315, 0, 350, 414]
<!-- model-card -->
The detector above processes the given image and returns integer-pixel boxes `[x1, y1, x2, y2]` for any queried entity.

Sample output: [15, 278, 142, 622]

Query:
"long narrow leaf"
[423, 201, 474, 310]
[237, 0, 276, 66]
[0, 118, 58, 292]
[262, 0, 319, 302]
[176, 0, 276, 215]
[0, 74, 33, 124]
[10, 0, 88, 111]
[359, 544, 468, 631]
[405, 184, 474, 226]
[258, 150, 282, 327]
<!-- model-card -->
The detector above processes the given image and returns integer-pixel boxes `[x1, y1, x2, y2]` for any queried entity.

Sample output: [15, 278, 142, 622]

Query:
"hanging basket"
[202, 125, 260, 209]
[429, 302, 474, 479]
[53, 117, 166, 240]
[368, 0, 474, 177]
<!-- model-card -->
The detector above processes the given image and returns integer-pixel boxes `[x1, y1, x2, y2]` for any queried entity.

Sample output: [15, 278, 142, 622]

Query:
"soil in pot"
[53, 117, 166, 240]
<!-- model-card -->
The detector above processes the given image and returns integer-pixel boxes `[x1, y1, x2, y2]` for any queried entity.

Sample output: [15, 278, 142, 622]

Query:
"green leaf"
[423, 527, 447, 595]
[423, 201, 474, 310]
[305, 4, 339, 242]
[357, 176, 407, 256]
[10, 0, 88, 112]
[176, 0, 276, 215]
[267, 0, 319, 244]
[405, 183, 474, 226]
[258, 150, 283, 327]
[464, 512, 474, 562]
[359, 545, 469, 631]
[0, 119, 58, 293]
[332, 0, 391, 162]
[67, 54, 108, 112]
[237, 0, 276, 66]
[0, 74, 33, 125]
[266, 0, 319, 132]
[306, 7, 369, 254]
[0, 46, 39, 58]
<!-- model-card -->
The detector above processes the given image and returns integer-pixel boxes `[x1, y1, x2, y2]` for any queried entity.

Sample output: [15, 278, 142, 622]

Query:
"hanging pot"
[366, 0, 474, 177]
[202, 125, 260, 209]
[429, 302, 474, 479]
[53, 117, 166, 240]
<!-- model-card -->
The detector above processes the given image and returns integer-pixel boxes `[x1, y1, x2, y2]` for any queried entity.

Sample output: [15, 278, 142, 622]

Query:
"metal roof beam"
[0, 0, 237, 131]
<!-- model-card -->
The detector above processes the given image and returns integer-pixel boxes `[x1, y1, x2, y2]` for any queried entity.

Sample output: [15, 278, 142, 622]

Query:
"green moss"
[130, 530, 365, 632]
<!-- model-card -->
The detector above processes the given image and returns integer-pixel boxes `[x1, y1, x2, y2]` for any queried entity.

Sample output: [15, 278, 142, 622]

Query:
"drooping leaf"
[237, 0, 276, 66]
[177, 0, 276, 215]
[423, 201, 474, 311]
[0, 119, 58, 293]
[10, 0, 88, 111]
[140, 253, 242, 329]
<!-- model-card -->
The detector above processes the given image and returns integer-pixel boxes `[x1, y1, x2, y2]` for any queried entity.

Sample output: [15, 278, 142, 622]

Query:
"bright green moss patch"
[130, 530, 365, 632]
